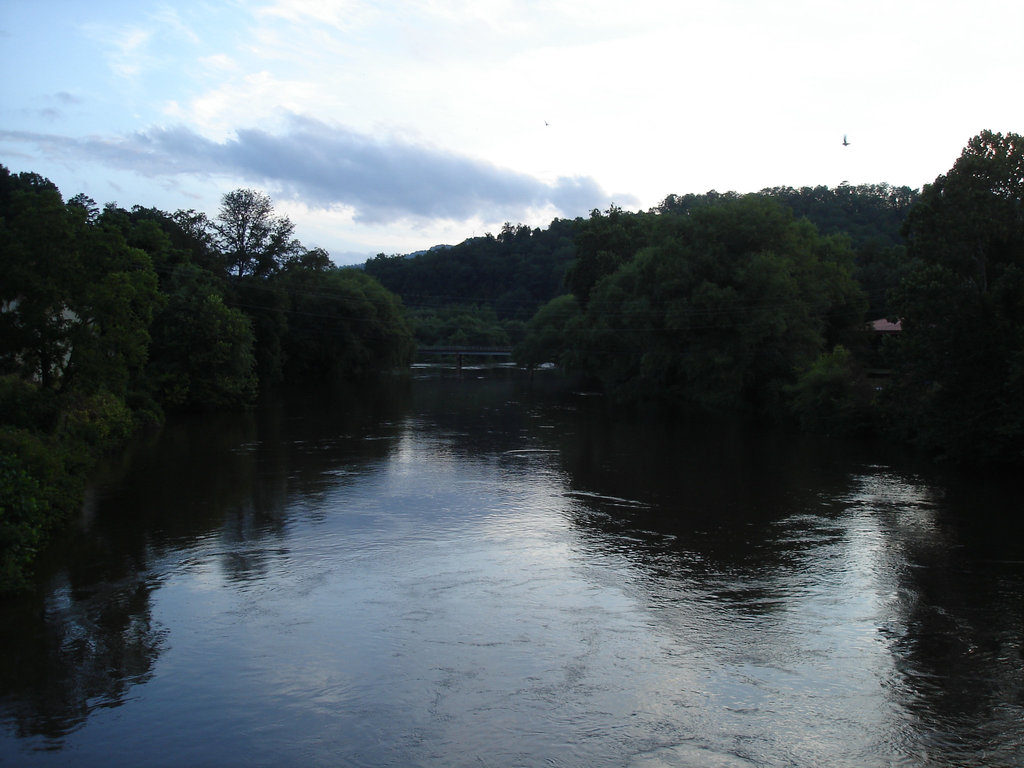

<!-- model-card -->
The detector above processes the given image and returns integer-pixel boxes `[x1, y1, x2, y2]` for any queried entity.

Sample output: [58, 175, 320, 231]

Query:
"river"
[1, 367, 1022, 767]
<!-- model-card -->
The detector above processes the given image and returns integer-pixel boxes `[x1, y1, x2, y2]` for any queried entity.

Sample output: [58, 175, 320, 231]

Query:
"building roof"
[869, 318, 902, 332]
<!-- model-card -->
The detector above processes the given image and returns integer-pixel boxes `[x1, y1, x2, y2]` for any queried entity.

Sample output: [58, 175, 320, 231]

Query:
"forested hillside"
[365, 183, 918, 348]
[364, 219, 578, 348]
[516, 131, 1023, 467]
[364, 133, 1021, 471]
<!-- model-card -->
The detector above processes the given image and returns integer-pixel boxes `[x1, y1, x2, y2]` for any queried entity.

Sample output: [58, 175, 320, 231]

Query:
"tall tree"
[0, 169, 158, 396]
[889, 130, 1024, 463]
[0, 169, 78, 388]
[214, 189, 301, 278]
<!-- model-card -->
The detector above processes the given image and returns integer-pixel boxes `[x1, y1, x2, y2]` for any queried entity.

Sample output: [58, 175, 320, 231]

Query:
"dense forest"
[366, 131, 1021, 470]
[1, 174, 413, 589]
[365, 183, 917, 349]
[364, 218, 579, 348]
[514, 131, 1022, 468]
[2, 129, 1021, 591]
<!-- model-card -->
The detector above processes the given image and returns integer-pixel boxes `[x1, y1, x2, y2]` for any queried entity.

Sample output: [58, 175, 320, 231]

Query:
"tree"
[565, 196, 866, 413]
[0, 169, 158, 396]
[275, 267, 414, 383]
[146, 264, 257, 409]
[61, 206, 159, 397]
[888, 131, 1024, 464]
[171, 208, 225, 276]
[786, 345, 874, 435]
[214, 189, 301, 278]
[67, 192, 100, 224]
[0, 169, 160, 588]
[566, 205, 649, 307]
[0, 169, 79, 388]
[514, 294, 581, 368]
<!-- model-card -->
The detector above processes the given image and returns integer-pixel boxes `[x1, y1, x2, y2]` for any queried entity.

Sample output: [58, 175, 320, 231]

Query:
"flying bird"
[842, 135, 850, 146]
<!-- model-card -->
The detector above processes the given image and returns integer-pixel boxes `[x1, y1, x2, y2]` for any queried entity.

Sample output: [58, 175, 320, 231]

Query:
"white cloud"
[89, 24, 153, 79]
[198, 53, 240, 73]
[152, 6, 202, 45]
[253, 0, 370, 29]
[182, 72, 324, 139]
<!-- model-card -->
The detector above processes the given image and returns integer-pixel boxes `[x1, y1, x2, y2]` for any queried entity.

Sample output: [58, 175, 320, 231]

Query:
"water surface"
[2, 370, 1022, 767]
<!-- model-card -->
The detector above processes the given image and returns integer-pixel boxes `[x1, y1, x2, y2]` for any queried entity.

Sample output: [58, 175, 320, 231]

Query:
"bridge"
[416, 345, 514, 371]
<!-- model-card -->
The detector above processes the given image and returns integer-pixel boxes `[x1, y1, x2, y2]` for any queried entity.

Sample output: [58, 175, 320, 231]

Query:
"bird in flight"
[842, 134, 850, 146]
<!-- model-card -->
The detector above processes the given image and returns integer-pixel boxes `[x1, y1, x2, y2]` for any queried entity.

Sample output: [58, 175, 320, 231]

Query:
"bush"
[0, 451, 46, 590]
[0, 428, 88, 592]
[786, 346, 875, 435]
[59, 390, 135, 450]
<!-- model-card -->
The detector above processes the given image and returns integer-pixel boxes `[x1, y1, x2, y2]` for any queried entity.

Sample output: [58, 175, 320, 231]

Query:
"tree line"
[365, 184, 917, 351]
[364, 219, 579, 350]
[1, 173, 413, 590]
[516, 131, 1022, 468]
[362, 132, 1020, 472]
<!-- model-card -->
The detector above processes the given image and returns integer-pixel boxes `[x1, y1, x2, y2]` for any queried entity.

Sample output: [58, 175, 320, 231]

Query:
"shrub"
[787, 346, 875, 435]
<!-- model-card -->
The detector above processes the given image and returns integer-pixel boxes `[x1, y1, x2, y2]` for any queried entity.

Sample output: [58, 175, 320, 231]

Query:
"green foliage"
[225, 276, 290, 388]
[567, 205, 651, 307]
[663, 185, 919, 318]
[276, 266, 415, 382]
[0, 427, 88, 592]
[365, 218, 578, 323]
[215, 188, 302, 277]
[147, 264, 258, 409]
[565, 196, 867, 414]
[515, 294, 581, 368]
[756, 183, 917, 250]
[888, 130, 1024, 464]
[786, 346, 874, 435]
[0, 169, 161, 396]
[1, 168, 416, 587]
[410, 304, 512, 348]
[64, 243, 159, 396]
[58, 390, 135, 450]
[0, 450, 46, 590]
[0, 376, 59, 433]
[0, 168, 80, 388]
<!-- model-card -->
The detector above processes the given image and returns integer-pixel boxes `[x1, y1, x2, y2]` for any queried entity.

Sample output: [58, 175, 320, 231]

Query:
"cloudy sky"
[2, 0, 1021, 264]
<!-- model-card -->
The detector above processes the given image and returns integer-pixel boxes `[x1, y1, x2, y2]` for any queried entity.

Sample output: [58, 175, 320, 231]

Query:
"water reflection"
[0, 574, 165, 746]
[558, 415, 1023, 766]
[0, 378, 412, 748]
[1, 370, 1021, 767]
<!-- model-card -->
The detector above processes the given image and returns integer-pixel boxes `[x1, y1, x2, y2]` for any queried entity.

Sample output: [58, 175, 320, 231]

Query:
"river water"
[2, 368, 1022, 767]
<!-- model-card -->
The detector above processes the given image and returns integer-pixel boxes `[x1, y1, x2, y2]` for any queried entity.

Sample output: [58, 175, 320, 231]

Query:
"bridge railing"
[415, 345, 515, 372]
[416, 346, 514, 357]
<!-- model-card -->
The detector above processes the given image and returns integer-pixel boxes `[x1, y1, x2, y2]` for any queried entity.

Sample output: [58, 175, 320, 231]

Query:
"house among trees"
[869, 318, 902, 333]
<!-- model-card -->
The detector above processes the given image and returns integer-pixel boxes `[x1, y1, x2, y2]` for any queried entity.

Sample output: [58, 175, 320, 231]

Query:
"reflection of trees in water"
[0, 574, 165, 743]
[556, 409, 1024, 766]
[834, 470, 1023, 764]
[408, 375, 1024, 767]
[1, 378, 414, 744]
[555, 409, 868, 572]
[881, 477, 1024, 766]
